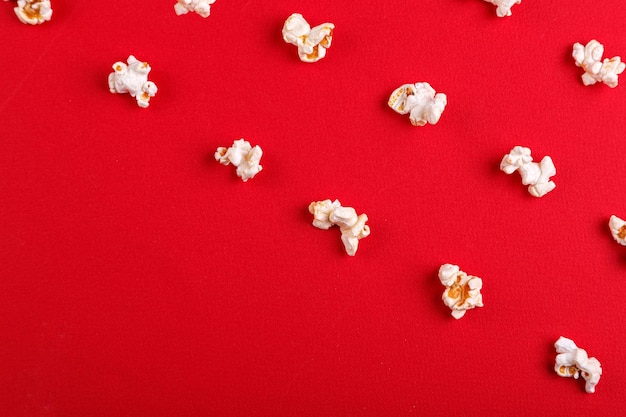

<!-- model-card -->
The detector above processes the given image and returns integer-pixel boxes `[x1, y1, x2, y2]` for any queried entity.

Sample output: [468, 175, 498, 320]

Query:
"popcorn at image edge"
[483, 0, 520, 17]
[214, 139, 263, 182]
[13, 0, 52, 24]
[554, 336, 602, 394]
[108, 55, 158, 108]
[438, 264, 483, 319]
[174, 0, 216, 18]
[573, 40, 625, 88]
[282, 13, 334, 63]
[609, 215, 626, 246]
[388, 83, 447, 126]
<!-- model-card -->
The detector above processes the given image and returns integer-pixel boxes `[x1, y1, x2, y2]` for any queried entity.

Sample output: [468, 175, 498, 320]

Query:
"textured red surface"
[1, 1, 625, 416]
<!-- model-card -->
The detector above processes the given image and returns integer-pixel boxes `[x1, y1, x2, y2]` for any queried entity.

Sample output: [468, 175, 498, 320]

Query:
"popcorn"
[215, 139, 263, 182]
[388, 83, 447, 126]
[12, 0, 52, 24]
[308, 199, 370, 256]
[108, 55, 158, 108]
[438, 264, 483, 319]
[500, 146, 556, 197]
[573, 40, 625, 88]
[609, 215, 626, 246]
[174, 0, 215, 18]
[554, 336, 602, 394]
[483, 0, 520, 17]
[282, 13, 334, 63]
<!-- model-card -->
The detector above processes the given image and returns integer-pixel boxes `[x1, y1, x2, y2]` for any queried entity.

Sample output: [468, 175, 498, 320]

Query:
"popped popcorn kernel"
[282, 13, 334, 63]
[215, 139, 263, 182]
[308, 199, 370, 256]
[388, 83, 447, 126]
[554, 336, 602, 394]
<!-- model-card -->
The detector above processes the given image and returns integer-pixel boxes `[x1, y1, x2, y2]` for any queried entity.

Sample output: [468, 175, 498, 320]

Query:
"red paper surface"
[1, 1, 625, 416]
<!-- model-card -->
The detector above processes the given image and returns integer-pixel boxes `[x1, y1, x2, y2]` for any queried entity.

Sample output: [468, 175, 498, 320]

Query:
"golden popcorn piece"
[215, 139, 263, 182]
[282, 13, 334, 63]
[388, 83, 447, 126]
[108, 55, 158, 108]
[554, 336, 602, 394]
[308, 199, 370, 256]
[438, 264, 483, 319]
[573, 40, 625, 88]
[13, 0, 52, 25]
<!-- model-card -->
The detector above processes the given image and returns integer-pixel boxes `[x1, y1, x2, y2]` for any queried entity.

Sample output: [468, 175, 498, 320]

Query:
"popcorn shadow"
[422, 265, 451, 319]
[487, 154, 504, 178]
[269, 17, 298, 62]
[544, 338, 556, 375]
[562, 44, 582, 83]
[203, 149, 217, 168]
[300, 203, 313, 225]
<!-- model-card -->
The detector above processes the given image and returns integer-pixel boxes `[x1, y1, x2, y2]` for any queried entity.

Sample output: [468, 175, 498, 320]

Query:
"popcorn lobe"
[483, 0, 521, 17]
[609, 215, 626, 246]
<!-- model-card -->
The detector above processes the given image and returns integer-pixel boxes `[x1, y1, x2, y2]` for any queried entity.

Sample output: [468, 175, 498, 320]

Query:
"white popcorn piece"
[483, 0, 520, 17]
[308, 199, 370, 256]
[609, 215, 626, 246]
[282, 13, 334, 63]
[573, 40, 625, 88]
[388, 83, 447, 126]
[500, 146, 556, 197]
[174, 0, 215, 18]
[108, 55, 158, 108]
[215, 139, 263, 182]
[554, 336, 602, 394]
[12, 0, 52, 24]
[438, 264, 483, 319]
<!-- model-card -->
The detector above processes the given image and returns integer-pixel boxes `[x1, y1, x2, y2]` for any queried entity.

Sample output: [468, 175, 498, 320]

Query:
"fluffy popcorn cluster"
[282, 13, 334, 63]
[108, 55, 158, 108]
[308, 199, 370, 256]
[554, 336, 602, 394]
[609, 215, 626, 246]
[438, 264, 483, 319]
[500, 146, 556, 197]
[572, 40, 625, 88]
[11, 0, 52, 24]
[174, 0, 216, 18]
[483, 0, 520, 17]
[215, 139, 263, 182]
[388, 83, 447, 126]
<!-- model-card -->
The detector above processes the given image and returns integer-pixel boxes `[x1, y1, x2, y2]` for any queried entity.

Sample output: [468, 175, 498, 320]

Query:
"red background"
[1, 1, 625, 416]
